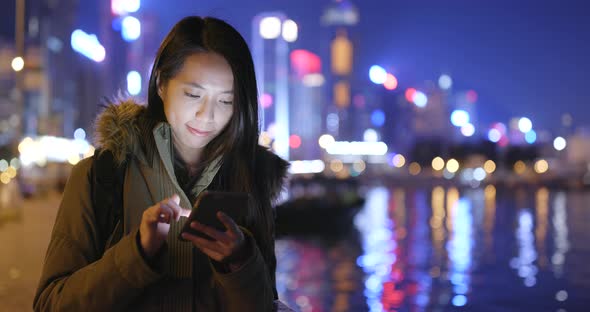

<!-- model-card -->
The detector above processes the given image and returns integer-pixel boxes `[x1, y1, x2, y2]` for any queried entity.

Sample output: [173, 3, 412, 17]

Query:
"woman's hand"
[139, 194, 189, 258]
[181, 212, 249, 268]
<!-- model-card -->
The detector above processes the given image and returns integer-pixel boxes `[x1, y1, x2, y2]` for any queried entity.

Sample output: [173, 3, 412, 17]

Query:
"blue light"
[127, 71, 142, 95]
[525, 130, 537, 144]
[369, 65, 387, 84]
[74, 128, 86, 140]
[371, 109, 385, 127]
[112, 18, 122, 32]
[413, 91, 428, 107]
[488, 128, 501, 143]
[71, 29, 105, 62]
[451, 110, 470, 127]
[452, 295, 467, 307]
[122, 16, 141, 41]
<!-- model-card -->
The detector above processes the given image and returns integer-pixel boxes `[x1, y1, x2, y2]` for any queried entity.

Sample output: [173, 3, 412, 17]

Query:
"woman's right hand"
[139, 194, 189, 258]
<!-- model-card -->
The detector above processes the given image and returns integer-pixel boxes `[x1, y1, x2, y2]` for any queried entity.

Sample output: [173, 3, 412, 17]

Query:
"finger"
[181, 232, 227, 257]
[190, 221, 231, 244]
[198, 246, 225, 262]
[161, 194, 184, 221]
[153, 203, 174, 224]
[217, 212, 241, 235]
[162, 201, 181, 221]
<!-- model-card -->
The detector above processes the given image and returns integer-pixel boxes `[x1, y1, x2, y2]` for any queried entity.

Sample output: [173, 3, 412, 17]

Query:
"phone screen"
[179, 191, 250, 241]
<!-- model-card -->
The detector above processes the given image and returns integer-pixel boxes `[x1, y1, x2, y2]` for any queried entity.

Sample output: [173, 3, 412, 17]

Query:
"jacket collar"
[152, 121, 222, 199]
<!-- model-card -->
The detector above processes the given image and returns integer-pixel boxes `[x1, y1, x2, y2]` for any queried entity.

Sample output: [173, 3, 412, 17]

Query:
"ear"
[156, 73, 164, 98]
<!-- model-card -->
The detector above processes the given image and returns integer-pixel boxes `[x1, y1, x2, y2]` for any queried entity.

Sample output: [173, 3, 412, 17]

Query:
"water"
[276, 185, 590, 312]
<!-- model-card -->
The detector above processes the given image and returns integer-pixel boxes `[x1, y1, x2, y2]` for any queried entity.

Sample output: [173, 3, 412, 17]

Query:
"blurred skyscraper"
[320, 0, 359, 141]
[289, 49, 324, 160]
[252, 12, 297, 160]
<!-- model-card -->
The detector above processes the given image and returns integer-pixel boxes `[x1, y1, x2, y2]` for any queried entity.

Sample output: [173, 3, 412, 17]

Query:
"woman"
[34, 16, 289, 311]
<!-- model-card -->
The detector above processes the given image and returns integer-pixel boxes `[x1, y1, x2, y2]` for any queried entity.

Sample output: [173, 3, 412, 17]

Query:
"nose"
[196, 96, 214, 121]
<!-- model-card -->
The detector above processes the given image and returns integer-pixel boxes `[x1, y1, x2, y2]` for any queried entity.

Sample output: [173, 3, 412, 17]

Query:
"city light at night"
[259, 16, 281, 39]
[525, 130, 537, 144]
[553, 137, 567, 151]
[369, 65, 387, 84]
[413, 91, 428, 108]
[518, 117, 533, 133]
[371, 110, 385, 127]
[432, 157, 444, 171]
[451, 110, 470, 127]
[11, 57, 24, 72]
[126, 71, 141, 95]
[383, 73, 398, 90]
[438, 74, 453, 90]
[122, 16, 141, 41]
[111, 0, 141, 14]
[70, 29, 106, 62]
[2, 3, 590, 311]
[488, 128, 502, 143]
[461, 124, 475, 137]
[318, 134, 335, 149]
[446, 158, 460, 173]
[281, 19, 298, 42]
[326, 141, 388, 156]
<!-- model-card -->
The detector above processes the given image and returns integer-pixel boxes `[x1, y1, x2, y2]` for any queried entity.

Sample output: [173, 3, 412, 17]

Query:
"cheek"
[163, 97, 192, 124]
[216, 107, 234, 128]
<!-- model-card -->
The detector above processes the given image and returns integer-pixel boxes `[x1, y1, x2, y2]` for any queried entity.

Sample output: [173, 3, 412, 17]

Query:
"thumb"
[171, 193, 180, 205]
[170, 194, 191, 218]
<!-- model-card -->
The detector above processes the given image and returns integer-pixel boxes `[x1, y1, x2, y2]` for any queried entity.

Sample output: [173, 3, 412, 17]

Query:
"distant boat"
[275, 175, 365, 237]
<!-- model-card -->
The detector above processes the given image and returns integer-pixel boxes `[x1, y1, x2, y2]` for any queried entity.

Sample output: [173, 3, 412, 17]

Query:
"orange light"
[384, 73, 398, 90]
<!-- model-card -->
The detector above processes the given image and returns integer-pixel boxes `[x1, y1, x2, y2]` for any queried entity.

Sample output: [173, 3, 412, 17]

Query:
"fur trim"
[93, 98, 146, 165]
[255, 145, 290, 203]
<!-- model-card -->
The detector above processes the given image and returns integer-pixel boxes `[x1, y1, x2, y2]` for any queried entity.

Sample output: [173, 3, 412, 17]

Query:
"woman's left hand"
[181, 211, 249, 267]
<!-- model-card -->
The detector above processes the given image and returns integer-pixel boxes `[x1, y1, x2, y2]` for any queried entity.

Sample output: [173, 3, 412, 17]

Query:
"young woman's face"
[159, 52, 234, 154]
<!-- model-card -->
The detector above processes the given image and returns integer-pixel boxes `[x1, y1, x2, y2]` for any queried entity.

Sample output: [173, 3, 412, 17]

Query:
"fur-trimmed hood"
[92, 98, 289, 200]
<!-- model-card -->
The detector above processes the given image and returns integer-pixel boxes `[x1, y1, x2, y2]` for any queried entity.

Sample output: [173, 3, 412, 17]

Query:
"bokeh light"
[446, 158, 460, 173]
[553, 137, 567, 151]
[484, 160, 496, 174]
[439, 74, 453, 90]
[369, 65, 387, 84]
[413, 91, 428, 108]
[514, 161, 527, 174]
[318, 134, 335, 149]
[432, 157, 445, 171]
[363, 128, 379, 142]
[451, 110, 470, 127]
[488, 128, 502, 143]
[409, 162, 422, 175]
[518, 117, 533, 133]
[371, 110, 385, 127]
[383, 73, 398, 90]
[534, 159, 549, 174]
[391, 154, 406, 168]
[461, 124, 475, 137]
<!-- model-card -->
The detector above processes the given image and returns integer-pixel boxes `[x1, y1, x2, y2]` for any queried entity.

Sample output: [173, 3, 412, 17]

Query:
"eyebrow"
[183, 82, 233, 94]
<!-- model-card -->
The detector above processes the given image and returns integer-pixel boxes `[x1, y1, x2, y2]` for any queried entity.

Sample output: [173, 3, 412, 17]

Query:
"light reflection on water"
[276, 186, 589, 311]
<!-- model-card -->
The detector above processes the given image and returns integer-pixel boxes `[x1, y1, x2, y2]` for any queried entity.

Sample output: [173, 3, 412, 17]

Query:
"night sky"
[2, 0, 589, 134]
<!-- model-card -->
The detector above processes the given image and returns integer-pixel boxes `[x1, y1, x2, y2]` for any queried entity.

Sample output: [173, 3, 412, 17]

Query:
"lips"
[186, 125, 213, 137]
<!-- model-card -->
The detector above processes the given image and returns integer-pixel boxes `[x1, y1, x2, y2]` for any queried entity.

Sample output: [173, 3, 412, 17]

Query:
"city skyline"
[1, 0, 589, 135]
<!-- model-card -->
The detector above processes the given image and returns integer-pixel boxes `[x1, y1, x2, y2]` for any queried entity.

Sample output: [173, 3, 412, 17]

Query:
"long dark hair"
[146, 16, 277, 291]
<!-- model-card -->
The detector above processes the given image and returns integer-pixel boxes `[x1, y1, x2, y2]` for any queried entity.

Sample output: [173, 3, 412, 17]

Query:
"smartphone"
[178, 191, 251, 241]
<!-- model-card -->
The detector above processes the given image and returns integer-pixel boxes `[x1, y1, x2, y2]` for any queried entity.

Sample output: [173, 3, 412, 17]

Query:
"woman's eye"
[220, 100, 233, 105]
[184, 92, 200, 99]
